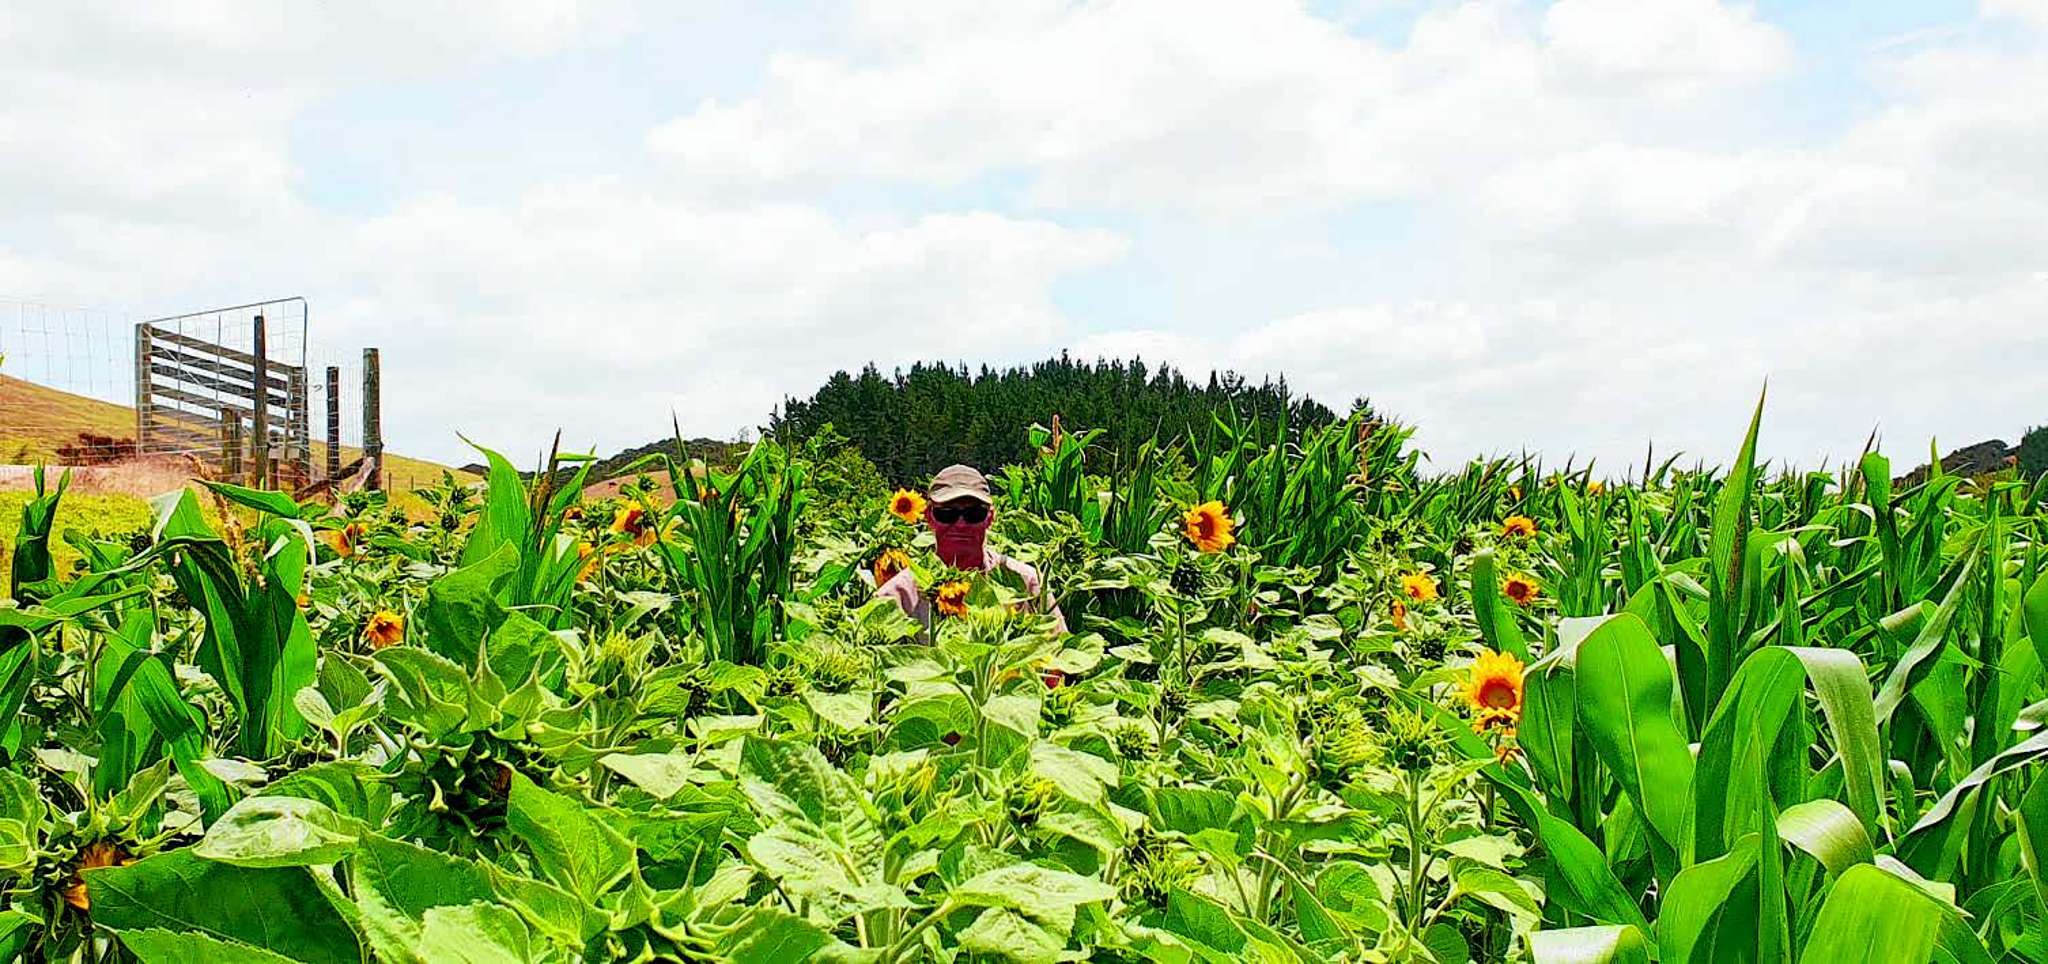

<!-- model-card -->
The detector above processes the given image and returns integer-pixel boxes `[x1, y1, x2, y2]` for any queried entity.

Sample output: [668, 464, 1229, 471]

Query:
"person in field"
[875, 464, 1067, 634]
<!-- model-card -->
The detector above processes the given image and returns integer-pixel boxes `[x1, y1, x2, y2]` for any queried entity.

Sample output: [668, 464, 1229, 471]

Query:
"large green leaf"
[949, 863, 1116, 919]
[1519, 649, 1578, 804]
[738, 737, 883, 856]
[1531, 925, 1653, 963]
[419, 545, 519, 669]
[1471, 549, 1530, 660]
[746, 825, 908, 921]
[1702, 388, 1765, 723]
[1486, 774, 1649, 930]
[1782, 647, 1886, 835]
[1575, 613, 1696, 857]
[201, 481, 304, 519]
[1795, 864, 1989, 964]
[1874, 547, 1979, 725]
[415, 903, 536, 964]
[0, 770, 44, 875]
[2015, 773, 2048, 932]
[1775, 799, 1872, 878]
[195, 795, 361, 868]
[349, 832, 501, 963]
[87, 849, 363, 964]
[1655, 837, 1758, 963]
[2027, 572, 2048, 680]
[958, 907, 1066, 963]
[117, 929, 303, 963]
[504, 773, 635, 902]
[1898, 729, 2048, 875]
[716, 908, 836, 964]
[1693, 646, 1800, 852]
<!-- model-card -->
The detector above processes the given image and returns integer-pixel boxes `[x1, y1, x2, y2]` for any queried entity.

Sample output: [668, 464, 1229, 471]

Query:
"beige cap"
[928, 464, 993, 504]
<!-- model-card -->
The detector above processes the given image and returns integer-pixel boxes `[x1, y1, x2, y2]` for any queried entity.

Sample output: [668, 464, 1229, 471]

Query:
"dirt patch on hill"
[0, 455, 213, 497]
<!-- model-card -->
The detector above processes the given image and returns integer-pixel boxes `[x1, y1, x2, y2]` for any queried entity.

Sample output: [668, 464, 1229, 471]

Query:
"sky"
[2, 0, 2045, 473]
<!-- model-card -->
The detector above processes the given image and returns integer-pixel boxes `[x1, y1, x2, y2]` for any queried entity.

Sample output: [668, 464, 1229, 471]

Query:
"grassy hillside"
[1, 372, 472, 490]
[0, 489, 159, 588]
[0, 373, 135, 463]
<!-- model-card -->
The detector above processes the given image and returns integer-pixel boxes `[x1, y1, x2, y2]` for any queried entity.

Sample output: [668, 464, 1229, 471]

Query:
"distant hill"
[463, 435, 749, 488]
[1896, 438, 2020, 488]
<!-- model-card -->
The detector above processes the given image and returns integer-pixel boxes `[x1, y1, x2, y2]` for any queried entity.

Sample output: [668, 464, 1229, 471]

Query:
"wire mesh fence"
[2, 297, 393, 493]
[1, 298, 144, 465]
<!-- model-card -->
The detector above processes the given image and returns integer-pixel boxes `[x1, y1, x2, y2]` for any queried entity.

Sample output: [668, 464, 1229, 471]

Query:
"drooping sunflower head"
[1502, 574, 1539, 607]
[933, 580, 972, 618]
[1390, 599, 1409, 632]
[65, 840, 132, 911]
[1399, 573, 1438, 603]
[888, 489, 928, 524]
[1464, 649, 1525, 730]
[872, 547, 913, 586]
[364, 610, 406, 649]
[1181, 501, 1236, 553]
[1501, 515, 1537, 538]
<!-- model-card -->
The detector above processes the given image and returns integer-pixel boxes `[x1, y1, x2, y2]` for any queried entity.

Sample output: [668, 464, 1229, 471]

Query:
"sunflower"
[1399, 573, 1438, 603]
[1501, 515, 1537, 538]
[933, 581, 971, 618]
[1587, 480, 1605, 495]
[1181, 501, 1236, 553]
[1464, 649, 1525, 731]
[333, 522, 367, 559]
[364, 610, 405, 649]
[1508, 485, 1522, 501]
[577, 542, 602, 582]
[606, 501, 647, 540]
[1502, 574, 1539, 607]
[563, 505, 585, 523]
[888, 489, 928, 524]
[65, 840, 131, 911]
[872, 547, 913, 586]
[1390, 599, 1409, 632]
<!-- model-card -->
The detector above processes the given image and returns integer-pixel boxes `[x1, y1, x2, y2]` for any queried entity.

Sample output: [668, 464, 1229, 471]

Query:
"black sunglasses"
[931, 503, 989, 524]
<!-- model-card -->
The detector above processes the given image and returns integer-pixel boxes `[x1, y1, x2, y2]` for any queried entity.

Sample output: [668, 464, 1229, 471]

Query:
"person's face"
[926, 497, 992, 541]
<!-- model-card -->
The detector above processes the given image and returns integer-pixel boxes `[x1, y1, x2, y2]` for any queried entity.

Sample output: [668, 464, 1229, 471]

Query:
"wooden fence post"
[326, 366, 342, 480]
[362, 348, 383, 491]
[134, 325, 149, 452]
[287, 366, 310, 489]
[251, 315, 270, 488]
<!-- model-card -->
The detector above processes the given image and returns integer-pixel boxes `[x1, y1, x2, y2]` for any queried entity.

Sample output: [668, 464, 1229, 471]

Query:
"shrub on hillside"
[2020, 425, 2048, 479]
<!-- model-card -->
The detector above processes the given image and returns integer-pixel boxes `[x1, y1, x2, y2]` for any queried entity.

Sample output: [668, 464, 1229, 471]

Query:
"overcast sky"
[4, 1, 2045, 472]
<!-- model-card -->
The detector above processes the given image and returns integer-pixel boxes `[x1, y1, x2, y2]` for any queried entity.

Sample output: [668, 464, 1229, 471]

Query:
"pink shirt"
[875, 548, 1068, 635]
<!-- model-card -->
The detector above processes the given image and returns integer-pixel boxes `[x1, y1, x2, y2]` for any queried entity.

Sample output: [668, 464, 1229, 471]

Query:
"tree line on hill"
[767, 354, 1357, 484]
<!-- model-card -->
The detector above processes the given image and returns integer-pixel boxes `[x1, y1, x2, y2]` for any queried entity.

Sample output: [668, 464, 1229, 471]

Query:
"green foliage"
[769, 354, 1340, 482]
[2021, 424, 2048, 480]
[0, 396, 2043, 961]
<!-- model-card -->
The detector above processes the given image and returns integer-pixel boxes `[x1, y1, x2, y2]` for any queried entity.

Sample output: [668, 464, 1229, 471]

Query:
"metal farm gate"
[133, 298, 314, 488]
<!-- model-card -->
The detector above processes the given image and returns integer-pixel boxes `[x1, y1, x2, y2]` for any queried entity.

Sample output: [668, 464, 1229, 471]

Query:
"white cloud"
[647, 0, 1799, 211]
[5, 0, 2046, 473]
[1541, 0, 1792, 100]
[323, 187, 1127, 454]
